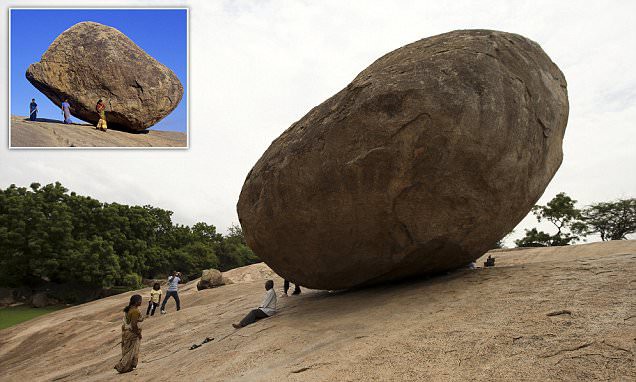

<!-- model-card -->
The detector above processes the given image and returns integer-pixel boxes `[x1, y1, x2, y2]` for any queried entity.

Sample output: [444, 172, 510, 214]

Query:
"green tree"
[575, 198, 636, 241]
[63, 237, 121, 288]
[0, 182, 260, 296]
[515, 193, 581, 247]
[515, 228, 555, 247]
[215, 224, 259, 271]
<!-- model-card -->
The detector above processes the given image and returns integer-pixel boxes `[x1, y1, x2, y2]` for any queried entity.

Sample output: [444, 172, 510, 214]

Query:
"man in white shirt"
[233, 280, 277, 328]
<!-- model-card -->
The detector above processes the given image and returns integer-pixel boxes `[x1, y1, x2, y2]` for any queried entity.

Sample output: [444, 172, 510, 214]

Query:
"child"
[146, 282, 162, 317]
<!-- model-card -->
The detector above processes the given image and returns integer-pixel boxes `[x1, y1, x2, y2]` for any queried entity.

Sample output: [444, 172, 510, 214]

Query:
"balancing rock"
[237, 30, 569, 289]
[26, 22, 183, 131]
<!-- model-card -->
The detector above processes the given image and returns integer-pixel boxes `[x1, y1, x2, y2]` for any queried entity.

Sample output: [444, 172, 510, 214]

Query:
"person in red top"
[96, 99, 108, 131]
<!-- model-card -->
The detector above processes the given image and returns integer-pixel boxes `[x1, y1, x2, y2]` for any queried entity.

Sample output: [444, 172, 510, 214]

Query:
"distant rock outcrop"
[25, 21, 183, 131]
[197, 269, 232, 290]
[238, 30, 569, 290]
[30, 292, 51, 308]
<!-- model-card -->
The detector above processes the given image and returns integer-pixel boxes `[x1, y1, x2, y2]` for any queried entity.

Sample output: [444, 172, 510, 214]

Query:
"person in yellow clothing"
[115, 294, 144, 373]
[96, 99, 107, 131]
[146, 282, 162, 317]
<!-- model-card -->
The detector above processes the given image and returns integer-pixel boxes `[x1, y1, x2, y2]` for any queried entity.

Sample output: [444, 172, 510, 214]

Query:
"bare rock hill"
[10, 116, 186, 148]
[0, 241, 634, 381]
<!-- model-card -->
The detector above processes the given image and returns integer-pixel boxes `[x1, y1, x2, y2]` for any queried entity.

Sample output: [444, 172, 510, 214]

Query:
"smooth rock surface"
[10, 115, 186, 148]
[238, 30, 569, 289]
[26, 21, 183, 131]
[0, 242, 633, 381]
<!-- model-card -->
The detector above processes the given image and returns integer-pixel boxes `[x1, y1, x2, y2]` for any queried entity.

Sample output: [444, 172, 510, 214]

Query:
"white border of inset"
[8, 6, 190, 150]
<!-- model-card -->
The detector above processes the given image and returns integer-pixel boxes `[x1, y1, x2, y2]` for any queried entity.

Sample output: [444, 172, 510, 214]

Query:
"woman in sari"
[115, 294, 144, 373]
[96, 99, 108, 131]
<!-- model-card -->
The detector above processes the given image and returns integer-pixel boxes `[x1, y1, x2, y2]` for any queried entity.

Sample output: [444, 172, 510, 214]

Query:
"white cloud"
[1, 0, 635, 245]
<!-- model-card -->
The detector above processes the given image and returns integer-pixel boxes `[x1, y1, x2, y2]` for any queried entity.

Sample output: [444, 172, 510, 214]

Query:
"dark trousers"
[239, 308, 269, 327]
[161, 290, 180, 311]
[284, 280, 301, 295]
[29, 112, 36, 121]
[146, 301, 159, 316]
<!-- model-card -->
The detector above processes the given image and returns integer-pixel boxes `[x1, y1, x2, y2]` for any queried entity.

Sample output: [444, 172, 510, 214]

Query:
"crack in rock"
[546, 309, 572, 317]
[540, 341, 594, 358]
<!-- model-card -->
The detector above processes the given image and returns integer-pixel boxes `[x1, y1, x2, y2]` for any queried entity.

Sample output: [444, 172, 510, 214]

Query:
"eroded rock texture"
[238, 30, 569, 289]
[26, 22, 183, 131]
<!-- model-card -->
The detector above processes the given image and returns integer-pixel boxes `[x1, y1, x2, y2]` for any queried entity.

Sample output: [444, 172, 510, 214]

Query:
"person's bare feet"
[232, 323, 241, 329]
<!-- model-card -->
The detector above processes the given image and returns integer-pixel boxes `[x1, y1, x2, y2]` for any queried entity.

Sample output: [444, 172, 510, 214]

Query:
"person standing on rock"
[96, 99, 108, 131]
[61, 99, 72, 124]
[115, 294, 144, 373]
[29, 98, 38, 121]
[146, 282, 162, 317]
[283, 280, 301, 296]
[160, 271, 181, 314]
[233, 279, 277, 328]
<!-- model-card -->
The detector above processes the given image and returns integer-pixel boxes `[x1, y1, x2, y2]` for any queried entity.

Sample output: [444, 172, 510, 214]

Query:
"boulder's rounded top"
[53, 21, 126, 42]
[68, 21, 109, 28]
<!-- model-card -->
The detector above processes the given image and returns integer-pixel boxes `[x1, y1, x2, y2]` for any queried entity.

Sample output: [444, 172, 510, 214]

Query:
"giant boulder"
[237, 30, 569, 290]
[26, 21, 183, 131]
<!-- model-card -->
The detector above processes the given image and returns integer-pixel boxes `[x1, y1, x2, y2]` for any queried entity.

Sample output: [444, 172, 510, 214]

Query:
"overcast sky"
[1, 0, 635, 246]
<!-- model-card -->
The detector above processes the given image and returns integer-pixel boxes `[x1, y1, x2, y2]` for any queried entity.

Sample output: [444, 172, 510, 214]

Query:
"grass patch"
[0, 305, 65, 330]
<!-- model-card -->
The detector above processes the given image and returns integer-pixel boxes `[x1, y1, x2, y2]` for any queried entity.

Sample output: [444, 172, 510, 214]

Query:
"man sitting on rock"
[233, 280, 277, 329]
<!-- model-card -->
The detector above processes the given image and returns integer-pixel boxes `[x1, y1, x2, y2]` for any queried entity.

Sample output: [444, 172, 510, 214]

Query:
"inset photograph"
[9, 8, 188, 148]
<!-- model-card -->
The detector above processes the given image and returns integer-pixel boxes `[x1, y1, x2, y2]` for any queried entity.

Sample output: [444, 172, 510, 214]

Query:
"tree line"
[1, 182, 632, 291]
[0, 182, 259, 290]
[514, 193, 635, 247]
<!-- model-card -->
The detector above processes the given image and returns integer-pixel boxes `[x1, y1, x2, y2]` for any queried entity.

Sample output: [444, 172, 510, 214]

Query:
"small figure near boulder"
[160, 271, 181, 314]
[484, 255, 496, 267]
[233, 280, 277, 329]
[61, 99, 72, 124]
[29, 98, 38, 121]
[114, 294, 144, 374]
[145, 282, 162, 317]
[283, 280, 301, 296]
[96, 99, 107, 131]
